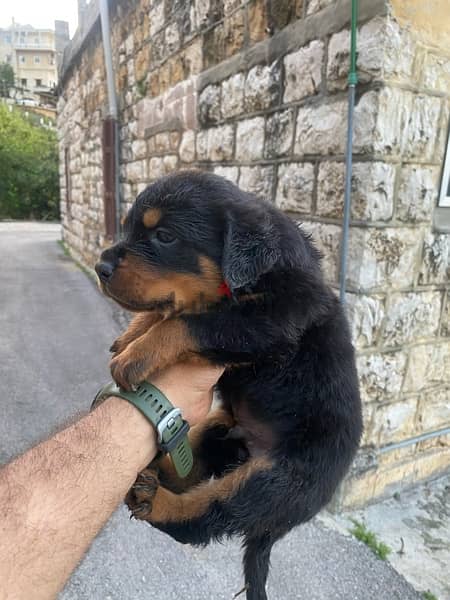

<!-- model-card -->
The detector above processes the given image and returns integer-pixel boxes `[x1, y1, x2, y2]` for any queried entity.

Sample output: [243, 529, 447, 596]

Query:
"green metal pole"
[339, 0, 358, 304]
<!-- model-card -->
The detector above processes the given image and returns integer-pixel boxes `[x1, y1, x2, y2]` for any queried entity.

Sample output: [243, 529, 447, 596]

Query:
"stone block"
[357, 351, 407, 404]
[223, 0, 241, 15]
[353, 91, 379, 154]
[283, 41, 324, 103]
[199, 84, 221, 125]
[126, 160, 147, 183]
[396, 166, 440, 223]
[306, 0, 334, 15]
[442, 292, 450, 337]
[197, 124, 235, 161]
[248, 0, 269, 44]
[236, 117, 265, 161]
[326, 29, 350, 92]
[327, 19, 386, 91]
[148, 156, 165, 179]
[418, 233, 450, 285]
[203, 9, 245, 68]
[404, 342, 450, 393]
[373, 398, 418, 446]
[275, 163, 314, 213]
[294, 100, 347, 156]
[153, 132, 170, 153]
[134, 47, 151, 83]
[183, 39, 203, 76]
[347, 227, 423, 290]
[417, 387, 450, 433]
[265, 109, 295, 158]
[346, 293, 385, 349]
[196, 130, 209, 161]
[179, 130, 196, 163]
[149, 0, 165, 36]
[382, 291, 442, 347]
[221, 73, 245, 119]
[169, 131, 181, 150]
[163, 155, 178, 172]
[239, 166, 274, 200]
[300, 222, 341, 283]
[359, 87, 441, 159]
[213, 166, 239, 184]
[266, 0, 303, 31]
[191, 0, 210, 30]
[402, 95, 442, 160]
[131, 139, 147, 160]
[165, 21, 180, 53]
[383, 18, 416, 82]
[422, 51, 450, 94]
[244, 62, 281, 112]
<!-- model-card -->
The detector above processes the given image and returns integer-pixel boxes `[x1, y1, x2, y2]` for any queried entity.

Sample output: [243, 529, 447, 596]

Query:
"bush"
[0, 103, 59, 220]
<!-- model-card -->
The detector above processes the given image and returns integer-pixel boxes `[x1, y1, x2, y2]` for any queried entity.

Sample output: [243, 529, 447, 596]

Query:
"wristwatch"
[92, 381, 193, 478]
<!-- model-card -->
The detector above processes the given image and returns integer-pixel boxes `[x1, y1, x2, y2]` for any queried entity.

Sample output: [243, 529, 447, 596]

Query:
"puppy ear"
[222, 213, 280, 291]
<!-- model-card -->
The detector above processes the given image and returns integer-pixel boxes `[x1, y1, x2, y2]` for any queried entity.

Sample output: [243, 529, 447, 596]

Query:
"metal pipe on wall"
[339, 0, 359, 304]
[99, 0, 120, 240]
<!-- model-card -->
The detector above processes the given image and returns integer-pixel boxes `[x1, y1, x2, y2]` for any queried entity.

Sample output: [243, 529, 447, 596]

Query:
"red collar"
[217, 282, 232, 298]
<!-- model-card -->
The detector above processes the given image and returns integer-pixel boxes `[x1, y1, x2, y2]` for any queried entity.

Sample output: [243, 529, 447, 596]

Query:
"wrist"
[98, 396, 158, 472]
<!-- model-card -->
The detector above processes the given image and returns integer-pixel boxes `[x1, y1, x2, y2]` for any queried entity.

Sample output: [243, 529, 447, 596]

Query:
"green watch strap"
[92, 381, 193, 478]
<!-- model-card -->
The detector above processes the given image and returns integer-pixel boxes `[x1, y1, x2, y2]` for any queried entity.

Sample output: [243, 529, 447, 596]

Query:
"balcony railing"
[14, 43, 55, 51]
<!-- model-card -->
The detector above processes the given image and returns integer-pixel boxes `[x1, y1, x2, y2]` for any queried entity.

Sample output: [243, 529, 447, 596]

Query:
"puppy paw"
[110, 346, 149, 390]
[110, 336, 128, 355]
[125, 469, 159, 520]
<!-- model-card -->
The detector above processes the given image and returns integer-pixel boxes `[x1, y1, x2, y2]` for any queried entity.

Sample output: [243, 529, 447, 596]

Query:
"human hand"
[149, 361, 224, 426]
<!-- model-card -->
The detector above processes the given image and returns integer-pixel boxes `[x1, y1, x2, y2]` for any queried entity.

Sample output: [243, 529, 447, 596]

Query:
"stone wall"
[57, 0, 450, 508]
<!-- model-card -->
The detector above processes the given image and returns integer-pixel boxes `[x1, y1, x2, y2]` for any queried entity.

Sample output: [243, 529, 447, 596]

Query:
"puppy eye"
[155, 229, 176, 244]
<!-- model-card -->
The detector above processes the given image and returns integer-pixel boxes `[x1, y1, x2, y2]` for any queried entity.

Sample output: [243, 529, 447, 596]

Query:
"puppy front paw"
[125, 469, 160, 520]
[109, 337, 127, 355]
[110, 343, 151, 390]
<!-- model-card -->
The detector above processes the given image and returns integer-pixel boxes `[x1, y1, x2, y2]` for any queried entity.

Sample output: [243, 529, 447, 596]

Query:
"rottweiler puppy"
[95, 170, 362, 600]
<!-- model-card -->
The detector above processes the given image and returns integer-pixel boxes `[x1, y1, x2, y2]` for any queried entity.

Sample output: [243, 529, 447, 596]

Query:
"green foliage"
[349, 519, 392, 560]
[0, 63, 14, 97]
[0, 103, 59, 220]
[423, 592, 438, 600]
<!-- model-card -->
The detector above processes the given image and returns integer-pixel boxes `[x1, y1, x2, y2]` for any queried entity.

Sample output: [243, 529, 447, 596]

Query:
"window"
[34, 56, 40, 64]
[48, 55, 55, 65]
[35, 78, 42, 87]
[21, 78, 27, 87]
[6, 54, 12, 63]
[439, 129, 450, 207]
[19, 55, 25, 64]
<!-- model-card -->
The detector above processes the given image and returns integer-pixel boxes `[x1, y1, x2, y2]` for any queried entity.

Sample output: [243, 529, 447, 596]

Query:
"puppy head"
[95, 170, 313, 313]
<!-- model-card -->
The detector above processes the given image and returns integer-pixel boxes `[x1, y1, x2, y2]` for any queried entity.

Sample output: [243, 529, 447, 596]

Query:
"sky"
[0, 0, 79, 38]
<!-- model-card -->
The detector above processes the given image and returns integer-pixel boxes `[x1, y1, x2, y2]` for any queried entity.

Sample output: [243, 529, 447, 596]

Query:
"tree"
[0, 104, 60, 220]
[0, 63, 14, 97]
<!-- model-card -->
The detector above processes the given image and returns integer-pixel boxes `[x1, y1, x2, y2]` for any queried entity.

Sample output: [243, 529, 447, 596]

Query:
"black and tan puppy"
[95, 170, 362, 600]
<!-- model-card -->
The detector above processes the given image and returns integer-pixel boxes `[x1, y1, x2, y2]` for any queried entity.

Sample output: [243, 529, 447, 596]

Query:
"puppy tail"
[242, 533, 274, 600]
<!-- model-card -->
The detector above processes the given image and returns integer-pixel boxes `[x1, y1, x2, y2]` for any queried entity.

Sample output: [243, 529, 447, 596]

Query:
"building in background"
[0, 19, 69, 95]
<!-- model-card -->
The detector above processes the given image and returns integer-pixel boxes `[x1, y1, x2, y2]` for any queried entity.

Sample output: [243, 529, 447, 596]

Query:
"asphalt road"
[0, 222, 421, 600]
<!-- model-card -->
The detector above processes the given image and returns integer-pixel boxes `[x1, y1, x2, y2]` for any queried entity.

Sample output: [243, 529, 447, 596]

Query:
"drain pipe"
[339, 0, 358, 304]
[99, 0, 121, 241]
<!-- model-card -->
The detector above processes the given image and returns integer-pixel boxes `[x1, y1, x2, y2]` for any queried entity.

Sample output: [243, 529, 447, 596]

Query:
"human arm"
[0, 362, 223, 600]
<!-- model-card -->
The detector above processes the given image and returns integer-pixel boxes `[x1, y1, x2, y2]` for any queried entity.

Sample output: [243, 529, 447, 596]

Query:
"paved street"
[0, 222, 422, 600]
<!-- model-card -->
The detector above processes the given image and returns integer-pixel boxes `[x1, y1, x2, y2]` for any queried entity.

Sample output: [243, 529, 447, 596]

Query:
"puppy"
[95, 170, 362, 600]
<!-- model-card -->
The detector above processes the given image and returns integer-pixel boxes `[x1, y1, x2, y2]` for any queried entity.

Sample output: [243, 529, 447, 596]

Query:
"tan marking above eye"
[143, 208, 162, 229]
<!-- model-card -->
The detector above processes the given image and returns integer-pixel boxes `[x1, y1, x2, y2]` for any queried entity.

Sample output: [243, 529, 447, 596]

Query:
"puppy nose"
[95, 261, 115, 282]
